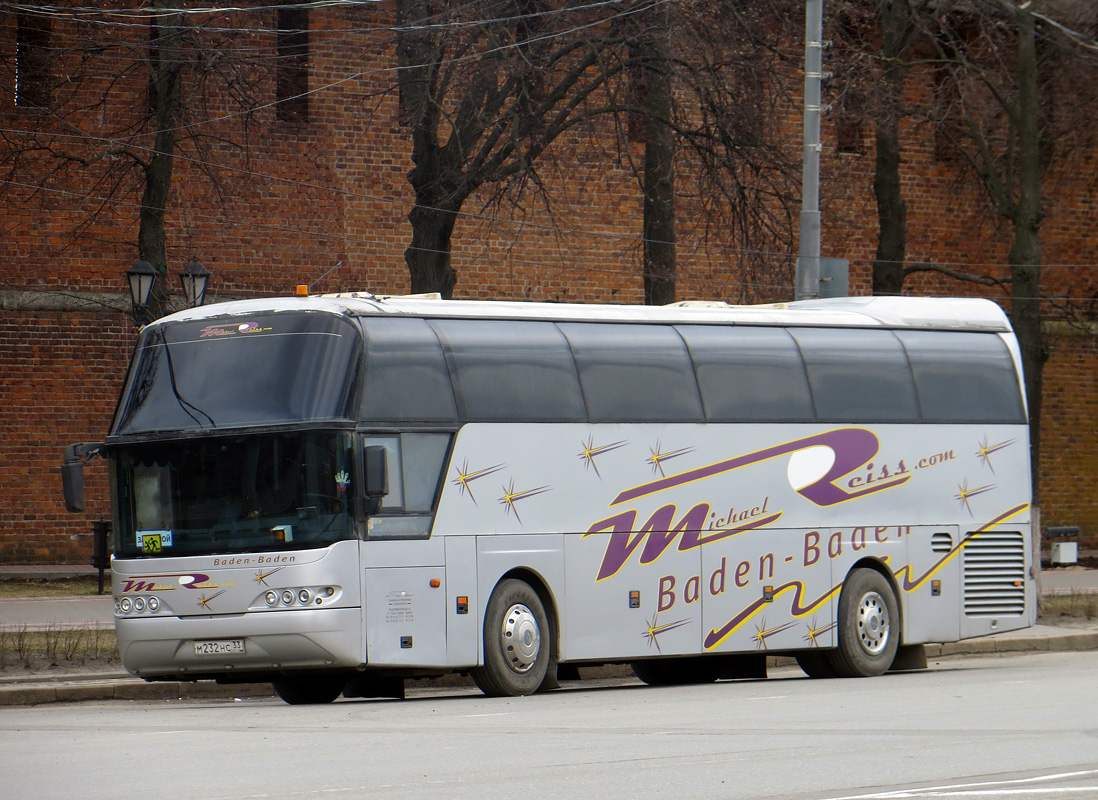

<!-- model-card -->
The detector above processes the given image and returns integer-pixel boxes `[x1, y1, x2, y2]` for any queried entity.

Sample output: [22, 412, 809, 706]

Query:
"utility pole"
[796, 0, 825, 301]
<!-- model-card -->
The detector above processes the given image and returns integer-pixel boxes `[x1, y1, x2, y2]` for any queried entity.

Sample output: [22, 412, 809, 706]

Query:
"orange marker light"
[295, 284, 309, 296]
[429, 578, 441, 588]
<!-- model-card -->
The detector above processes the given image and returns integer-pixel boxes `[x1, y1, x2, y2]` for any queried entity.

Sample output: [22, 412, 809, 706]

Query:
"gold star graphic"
[976, 436, 1016, 474]
[253, 568, 284, 586]
[452, 460, 505, 505]
[197, 589, 227, 610]
[646, 441, 694, 477]
[578, 437, 628, 478]
[498, 480, 551, 523]
[956, 478, 997, 517]
[802, 617, 836, 647]
[752, 618, 797, 650]
[642, 613, 691, 653]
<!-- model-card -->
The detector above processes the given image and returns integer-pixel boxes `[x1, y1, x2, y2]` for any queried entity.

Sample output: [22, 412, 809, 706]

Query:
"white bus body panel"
[360, 538, 448, 668]
[435, 421, 1033, 661]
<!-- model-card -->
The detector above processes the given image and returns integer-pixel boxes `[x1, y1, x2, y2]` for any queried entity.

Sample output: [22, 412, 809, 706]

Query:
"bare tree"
[914, 0, 1098, 497]
[394, 0, 656, 297]
[1, 2, 269, 318]
[669, 0, 803, 303]
[826, 0, 934, 296]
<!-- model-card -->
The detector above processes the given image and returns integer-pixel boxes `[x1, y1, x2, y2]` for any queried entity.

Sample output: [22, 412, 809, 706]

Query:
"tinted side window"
[789, 328, 919, 422]
[897, 331, 1025, 423]
[430, 319, 586, 421]
[363, 432, 451, 540]
[360, 318, 458, 422]
[559, 323, 703, 422]
[679, 325, 814, 421]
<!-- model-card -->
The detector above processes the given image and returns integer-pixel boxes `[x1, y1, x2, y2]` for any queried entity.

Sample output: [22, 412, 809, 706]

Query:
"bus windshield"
[112, 311, 361, 436]
[112, 431, 356, 558]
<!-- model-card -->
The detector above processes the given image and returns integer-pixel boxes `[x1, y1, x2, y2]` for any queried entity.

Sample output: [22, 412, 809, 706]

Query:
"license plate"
[193, 639, 245, 656]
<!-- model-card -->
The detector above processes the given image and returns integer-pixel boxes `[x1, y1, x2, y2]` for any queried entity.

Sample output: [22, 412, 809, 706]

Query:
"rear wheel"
[827, 568, 900, 678]
[471, 579, 551, 697]
[631, 656, 726, 686]
[795, 650, 837, 679]
[272, 674, 346, 705]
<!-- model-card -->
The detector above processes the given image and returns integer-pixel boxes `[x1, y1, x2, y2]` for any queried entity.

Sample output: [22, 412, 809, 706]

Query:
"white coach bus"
[62, 292, 1034, 704]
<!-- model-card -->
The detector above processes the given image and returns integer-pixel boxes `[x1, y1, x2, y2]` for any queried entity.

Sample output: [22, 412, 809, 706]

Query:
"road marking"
[820, 769, 1098, 799]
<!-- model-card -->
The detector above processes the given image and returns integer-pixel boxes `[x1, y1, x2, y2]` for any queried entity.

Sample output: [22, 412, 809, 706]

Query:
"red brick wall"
[0, 312, 132, 562]
[1040, 328, 1098, 545]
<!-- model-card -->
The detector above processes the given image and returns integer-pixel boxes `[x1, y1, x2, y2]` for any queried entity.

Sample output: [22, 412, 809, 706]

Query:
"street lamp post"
[180, 257, 211, 308]
[125, 257, 213, 326]
[796, 0, 825, 301]
[124, 259, 158, 327]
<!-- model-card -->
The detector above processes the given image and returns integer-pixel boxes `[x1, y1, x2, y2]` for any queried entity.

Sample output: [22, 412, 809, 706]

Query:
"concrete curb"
[928, 629, 1098, 657]
[0, 676, 274, 706]
[2, 627, 1095, 707]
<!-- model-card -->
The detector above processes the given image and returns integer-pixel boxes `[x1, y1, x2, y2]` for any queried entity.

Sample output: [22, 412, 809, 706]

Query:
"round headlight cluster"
[263, 586, 337, 608]
[117, 595, 161, 615]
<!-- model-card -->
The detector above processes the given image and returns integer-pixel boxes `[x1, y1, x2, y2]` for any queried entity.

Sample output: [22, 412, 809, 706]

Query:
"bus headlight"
[250, 585, 343, 610]
[133, 597, 146, 612]
[119, 597, 132, 613]
[147, 596, 160, 612]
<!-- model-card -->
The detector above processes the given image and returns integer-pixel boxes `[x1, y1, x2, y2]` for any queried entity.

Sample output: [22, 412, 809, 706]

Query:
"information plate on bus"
[193, 639, 245, 656]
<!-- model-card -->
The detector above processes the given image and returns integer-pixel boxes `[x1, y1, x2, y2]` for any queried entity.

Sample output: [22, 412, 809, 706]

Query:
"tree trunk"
[406, 201, 459, 297]
[1010, 4, 1045, 503]
[871, 0, 908, 296]
[639, 11, 676, 306]
[138, 5, 183, 322]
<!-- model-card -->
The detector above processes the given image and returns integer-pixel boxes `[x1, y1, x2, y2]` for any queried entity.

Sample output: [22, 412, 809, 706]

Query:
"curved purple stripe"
[613, 428, 890, 508]
[704, 578, 840, 649]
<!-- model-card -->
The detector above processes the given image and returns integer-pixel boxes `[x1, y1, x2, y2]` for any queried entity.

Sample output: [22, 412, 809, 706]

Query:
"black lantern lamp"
[180, 257, 211, 308]
[125, 259, 158, 326]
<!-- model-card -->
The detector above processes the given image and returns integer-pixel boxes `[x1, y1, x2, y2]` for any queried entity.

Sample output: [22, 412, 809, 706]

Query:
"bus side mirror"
[363, 445, 390, 515]
[61, 442, 102, 513]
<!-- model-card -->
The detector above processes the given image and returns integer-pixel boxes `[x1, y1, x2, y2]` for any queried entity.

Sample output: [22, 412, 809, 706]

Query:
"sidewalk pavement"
[1, 564, 1097, 707]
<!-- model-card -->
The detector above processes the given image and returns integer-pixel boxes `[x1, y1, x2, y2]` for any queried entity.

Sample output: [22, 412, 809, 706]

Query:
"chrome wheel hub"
[501, 603, 540, 673]
[856, 591, 890, 656]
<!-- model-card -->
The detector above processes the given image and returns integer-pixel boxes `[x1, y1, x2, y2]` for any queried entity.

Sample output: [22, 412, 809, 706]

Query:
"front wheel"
[272, 674, 346, 705]
[471, 579, 551, 697]
[827, 568, 900, 678]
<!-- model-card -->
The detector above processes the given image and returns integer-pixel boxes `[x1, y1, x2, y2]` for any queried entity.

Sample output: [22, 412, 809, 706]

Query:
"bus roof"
[158, 292, 1013, 332]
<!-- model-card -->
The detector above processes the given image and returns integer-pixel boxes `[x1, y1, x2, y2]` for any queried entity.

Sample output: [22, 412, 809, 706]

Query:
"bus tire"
[272, 674, 346, 705]
[795, 650, 838, 679]
[630, 657, 724, 686]
[471, 579, 550, 697]
[827, 568, 900, 678]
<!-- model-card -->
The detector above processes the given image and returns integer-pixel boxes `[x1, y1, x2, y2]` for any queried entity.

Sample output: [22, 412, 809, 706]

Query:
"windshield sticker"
[199, 321, 273, 338]
[137, 529, 173, 554]
[335, 470, 350, 491]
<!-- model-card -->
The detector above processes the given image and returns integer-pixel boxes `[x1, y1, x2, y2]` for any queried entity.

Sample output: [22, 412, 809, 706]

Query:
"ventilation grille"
[931, 531, 954, 553]
[963, 531, 1026, 617]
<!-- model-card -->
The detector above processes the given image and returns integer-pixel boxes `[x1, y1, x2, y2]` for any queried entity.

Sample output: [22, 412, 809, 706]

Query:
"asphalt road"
[1, 650, 1096, 800]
